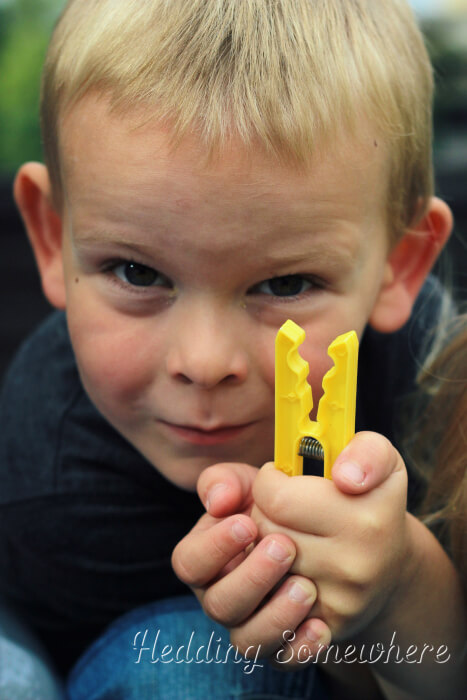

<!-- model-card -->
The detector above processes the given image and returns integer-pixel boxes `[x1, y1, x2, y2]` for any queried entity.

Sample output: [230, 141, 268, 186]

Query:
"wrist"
[358, 512, 422, 644]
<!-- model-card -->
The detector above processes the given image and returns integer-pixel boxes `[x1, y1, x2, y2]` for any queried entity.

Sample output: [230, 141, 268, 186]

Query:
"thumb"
[197, 462, 259, 517]
[331, 431, 404, 495]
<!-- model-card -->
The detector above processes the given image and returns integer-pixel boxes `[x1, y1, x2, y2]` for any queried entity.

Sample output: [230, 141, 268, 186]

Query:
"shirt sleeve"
[0, 312, 203, 672]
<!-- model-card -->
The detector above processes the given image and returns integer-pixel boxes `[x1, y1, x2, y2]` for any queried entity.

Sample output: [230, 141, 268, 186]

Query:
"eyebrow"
[75, 231, 352, 261]
[261, 246, 356, 272]
[72, 223, 358, 276]
[71, 228, 160, 256]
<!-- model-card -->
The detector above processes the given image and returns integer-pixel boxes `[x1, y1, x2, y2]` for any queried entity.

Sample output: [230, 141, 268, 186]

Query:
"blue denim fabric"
[67, 596, 328, 700]
[0, 603, 64, 700]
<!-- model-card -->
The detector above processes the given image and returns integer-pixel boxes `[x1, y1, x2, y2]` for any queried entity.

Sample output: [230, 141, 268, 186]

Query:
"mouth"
[158, 420, 254, 446]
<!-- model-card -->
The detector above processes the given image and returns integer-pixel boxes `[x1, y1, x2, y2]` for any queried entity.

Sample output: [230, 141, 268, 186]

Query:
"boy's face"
[58, 96, 391, 490]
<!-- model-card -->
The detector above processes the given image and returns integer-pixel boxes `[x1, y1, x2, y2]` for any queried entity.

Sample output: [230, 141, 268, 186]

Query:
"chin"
[145, 454, 214, 492]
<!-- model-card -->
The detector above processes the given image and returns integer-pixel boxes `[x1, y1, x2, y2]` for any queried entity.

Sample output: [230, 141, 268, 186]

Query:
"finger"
[252, 463, 336, 536]
[197, 462, 259, 517]
[230, 575, 317, 658]
[202, 534, 296, 627]
[172, 513, 257, 587]
[253, 441, 406, 534]
[270, 618, 332, 669]
[331, 431, 404, 494]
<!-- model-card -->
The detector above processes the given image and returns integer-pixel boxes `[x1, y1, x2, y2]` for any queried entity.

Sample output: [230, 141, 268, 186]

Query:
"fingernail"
[231, 520, 254, 543]
[288, 581, 313, 603]
[305, 626, 320, 642]
[338, 461, 365, 485]
[266, 539, 291, 562]
[305, 627, 320, 642]
[206, 483, 229, 510]
[305, 622, 329, 646]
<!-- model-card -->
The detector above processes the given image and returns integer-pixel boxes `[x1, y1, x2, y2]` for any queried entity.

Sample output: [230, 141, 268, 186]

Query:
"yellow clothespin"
[274, 320, 358, 479]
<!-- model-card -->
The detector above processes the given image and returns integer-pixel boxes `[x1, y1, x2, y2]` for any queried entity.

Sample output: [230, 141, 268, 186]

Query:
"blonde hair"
[42, 0, 434, 238]
[414, 317, 467, 592]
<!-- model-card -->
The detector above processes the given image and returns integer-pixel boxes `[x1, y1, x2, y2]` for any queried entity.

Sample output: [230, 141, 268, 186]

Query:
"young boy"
[0, 0, 464, 698]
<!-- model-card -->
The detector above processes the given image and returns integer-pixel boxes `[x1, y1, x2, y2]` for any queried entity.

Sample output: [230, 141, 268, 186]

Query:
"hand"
[251, 432, 411, 641]
[172, 462, 331, 663]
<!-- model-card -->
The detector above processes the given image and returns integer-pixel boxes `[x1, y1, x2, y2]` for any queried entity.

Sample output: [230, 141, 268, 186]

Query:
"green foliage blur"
[0, 0, 63, 174]
[423, 18, 467, 175]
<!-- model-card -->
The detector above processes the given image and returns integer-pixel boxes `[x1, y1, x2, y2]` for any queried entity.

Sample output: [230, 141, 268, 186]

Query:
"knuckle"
[229, 630, 252, 657]
[267, 488, 289, 519]
[355, 509, 384, 542]
[203, 587, 235, 626]
[268, 606, 297, 635]
[210, 528, 236, 561]
[245, 566, 274, 591]
[171, 545, 204, 587]
[321, 592, 357, 636]
[253, 476, 286, 517]
[336, 550, 375, 590]
[253, 515, 275, 541]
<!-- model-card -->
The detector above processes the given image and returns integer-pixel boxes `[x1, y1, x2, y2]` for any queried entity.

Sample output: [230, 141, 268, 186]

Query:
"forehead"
[59, 95, 389, 243]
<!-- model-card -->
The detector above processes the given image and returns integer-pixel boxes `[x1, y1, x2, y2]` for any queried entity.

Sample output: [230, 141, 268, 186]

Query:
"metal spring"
[298, 436, 324, 461]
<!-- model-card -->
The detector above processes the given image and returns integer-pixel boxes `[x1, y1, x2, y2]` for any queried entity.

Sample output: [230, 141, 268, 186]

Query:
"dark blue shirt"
[0, 276, 447, 672]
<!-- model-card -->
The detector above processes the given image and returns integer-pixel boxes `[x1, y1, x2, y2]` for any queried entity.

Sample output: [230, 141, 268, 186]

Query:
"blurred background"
[0, 0, 466, 378]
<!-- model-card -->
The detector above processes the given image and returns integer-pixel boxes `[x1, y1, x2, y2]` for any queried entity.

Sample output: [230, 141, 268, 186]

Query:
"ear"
[369, 197, 452, 333]
[14, 162, 66, 310]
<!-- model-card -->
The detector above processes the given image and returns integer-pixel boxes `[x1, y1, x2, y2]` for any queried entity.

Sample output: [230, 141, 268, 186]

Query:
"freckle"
[75, 277, 79, 284]
[374, 140, 378, 148]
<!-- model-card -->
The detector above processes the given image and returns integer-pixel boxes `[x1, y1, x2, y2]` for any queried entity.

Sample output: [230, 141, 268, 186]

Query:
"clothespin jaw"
[274, 320, 358, 478]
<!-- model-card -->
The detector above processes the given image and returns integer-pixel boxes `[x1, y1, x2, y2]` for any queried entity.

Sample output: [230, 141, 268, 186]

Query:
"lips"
[158, 420, 253, 446]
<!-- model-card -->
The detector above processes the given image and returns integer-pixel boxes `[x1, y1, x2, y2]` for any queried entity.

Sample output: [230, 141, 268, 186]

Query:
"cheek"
[67, 309, 162, 406]
[260, 344, 276, 391]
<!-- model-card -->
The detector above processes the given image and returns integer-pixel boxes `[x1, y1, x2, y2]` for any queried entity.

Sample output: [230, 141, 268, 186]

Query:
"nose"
[165, 305, 249, 389]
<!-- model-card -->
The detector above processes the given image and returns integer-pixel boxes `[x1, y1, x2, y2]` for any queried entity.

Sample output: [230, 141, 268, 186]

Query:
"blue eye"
[113, 262, 167, 287]
[255, 275, 313, 297]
